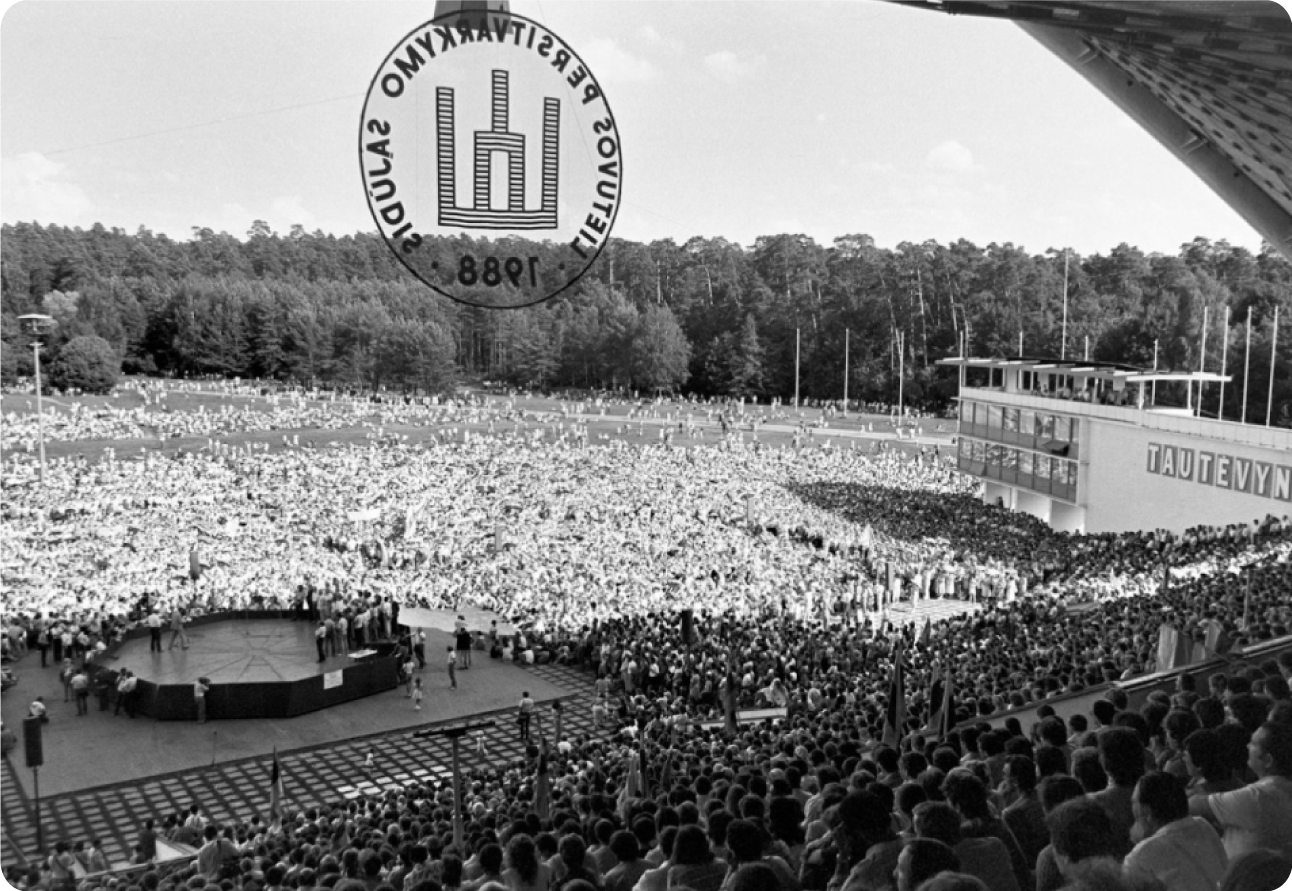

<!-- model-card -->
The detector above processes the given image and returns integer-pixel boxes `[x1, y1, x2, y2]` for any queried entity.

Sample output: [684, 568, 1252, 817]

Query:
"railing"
[962, 387, 1292, 448]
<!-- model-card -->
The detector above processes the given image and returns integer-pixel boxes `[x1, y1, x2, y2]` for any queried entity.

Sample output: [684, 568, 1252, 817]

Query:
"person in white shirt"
[1190, 720, 1292, 860]
[1125, 771, 1226, 891]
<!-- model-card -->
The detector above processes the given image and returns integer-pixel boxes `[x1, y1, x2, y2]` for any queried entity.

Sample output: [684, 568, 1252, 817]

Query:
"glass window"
[1035, 455, 1051, 479]
[1001, 448, 1018, 470]
[1003, 408, 1019, 432]
[1020, 410, 1034, 438]
[986, 444, 1004, 466]
[1018, 451, 1033, 476]
[1037, 414, 1055, 439]
[1054, 416, 1071, 443]
[987, 405, 1003, 430]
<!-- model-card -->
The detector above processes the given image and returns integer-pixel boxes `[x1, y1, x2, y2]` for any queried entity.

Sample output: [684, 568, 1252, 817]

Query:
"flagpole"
[898, 330, 905, 419]
[1152, 339, 1159, 405]
[1198, 305, 1209, 415]
[794, 327, 801, 410]
[1243, 305, 1253, 424]
[1219, 305, 1230, 421]
[1060, 249, 1069, 361]
[1267, 305, 1279, 427]
[843, 328, 850, 416]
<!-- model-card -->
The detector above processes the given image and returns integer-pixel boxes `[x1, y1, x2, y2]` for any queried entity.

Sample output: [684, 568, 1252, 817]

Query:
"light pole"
[17, 314, 56, 486]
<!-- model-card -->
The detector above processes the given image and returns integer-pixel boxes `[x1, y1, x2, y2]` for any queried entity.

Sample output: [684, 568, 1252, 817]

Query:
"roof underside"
[891, 1, 1292, 259]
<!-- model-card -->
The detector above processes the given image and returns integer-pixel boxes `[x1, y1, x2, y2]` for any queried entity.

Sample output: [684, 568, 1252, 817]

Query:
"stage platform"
[1, 623, 572, 799]
[106, 617, 398, 720]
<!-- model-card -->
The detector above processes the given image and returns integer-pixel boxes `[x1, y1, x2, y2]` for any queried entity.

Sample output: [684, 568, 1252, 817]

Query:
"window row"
[958, 438, 1079, 487]
[959, 402, 1078, 444]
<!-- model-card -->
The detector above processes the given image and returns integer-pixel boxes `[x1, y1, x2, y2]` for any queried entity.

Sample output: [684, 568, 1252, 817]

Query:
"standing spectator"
[457, 621, 473, 670]
[837, 790, 903, 891]
[518, 692, 534, 741]
[315, 621, 328, 663]
[167, 607, 189, 651]
[504, 834, 552, 891]
[448, 646, 458, 689]
[403, 654, 417, 697]
[894, 839, 959, 891]
[81, 839, 108, 874]
[1124, 772, 1226, 891]
[913, 802, 1018, 891]
[1190, 720, 1292, 860]
[602, 833, 647, 891]
[1045, 799, 1121, 888]
[1092, 727, 1145, 857]
[137, 819, 158, 863]
[71, 667, 90, 716]
[413, 677, 424, 710]
[59, 658, 75, 702]
[999, 756, 1047, 868]
[194, 676, 211, 723]
[29, 696, 48, 723]
[667, 825, 726, 891]
[147, 610, 163, 653]
[414, 630, 427, 670]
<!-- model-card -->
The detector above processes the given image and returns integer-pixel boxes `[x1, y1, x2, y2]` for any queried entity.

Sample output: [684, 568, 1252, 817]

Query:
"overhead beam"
[1017, 19, 1292, 262]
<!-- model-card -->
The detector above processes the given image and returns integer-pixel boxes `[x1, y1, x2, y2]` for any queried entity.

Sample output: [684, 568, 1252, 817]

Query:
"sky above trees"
[0, 1, 1269, 256]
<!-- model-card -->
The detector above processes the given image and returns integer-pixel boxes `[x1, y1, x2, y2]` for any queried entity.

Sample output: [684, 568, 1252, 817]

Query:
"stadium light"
[17, 314, 56, 486]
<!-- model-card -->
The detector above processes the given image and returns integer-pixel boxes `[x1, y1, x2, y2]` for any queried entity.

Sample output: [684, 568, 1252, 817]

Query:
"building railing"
[961, 387, 1292, 449]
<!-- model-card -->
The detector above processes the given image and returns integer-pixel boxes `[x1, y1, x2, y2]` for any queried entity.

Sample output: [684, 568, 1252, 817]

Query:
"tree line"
[2, 221, 1290, 420]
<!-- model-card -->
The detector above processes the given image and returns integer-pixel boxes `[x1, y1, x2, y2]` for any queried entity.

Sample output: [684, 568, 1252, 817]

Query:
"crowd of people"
[10, 660, 1292, 891]
[3, 389, 1291, 890]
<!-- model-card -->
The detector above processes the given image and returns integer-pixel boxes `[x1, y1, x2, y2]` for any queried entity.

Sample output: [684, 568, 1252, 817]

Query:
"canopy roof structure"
[938, 354, 1232, 384]
[891, 1, 1292, 260]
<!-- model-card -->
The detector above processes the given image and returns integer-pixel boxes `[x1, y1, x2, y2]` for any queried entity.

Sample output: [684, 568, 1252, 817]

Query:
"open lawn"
[2, 382, 958, 464]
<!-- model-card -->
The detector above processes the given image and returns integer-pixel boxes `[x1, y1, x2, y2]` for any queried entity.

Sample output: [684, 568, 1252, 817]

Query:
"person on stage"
[167, 607, 189, 651]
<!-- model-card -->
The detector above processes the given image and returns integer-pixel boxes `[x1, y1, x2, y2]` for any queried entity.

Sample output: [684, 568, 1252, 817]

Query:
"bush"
[0, 338, 17, 382]
[48, 335, 119, 394]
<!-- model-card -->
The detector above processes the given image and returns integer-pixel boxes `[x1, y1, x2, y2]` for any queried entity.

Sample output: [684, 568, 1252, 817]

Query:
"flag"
[267, 748, 284, 824]
[637, 734, 651, 801]
[722, 670, 739, 736]
[617, 741, 643, 817]
[1159, 561, 1170, 597]
[534, 741, 551, 821]
[881, 638, 906, 748]
[1241, 575, 1251, 631]
[926, 664, 954, 739]
[918, 617, 931, 649]
[1205, 620, 1234, 657]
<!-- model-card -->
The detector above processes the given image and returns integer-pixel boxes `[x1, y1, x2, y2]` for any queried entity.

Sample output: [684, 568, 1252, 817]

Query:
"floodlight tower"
[17, 314, 57, 486]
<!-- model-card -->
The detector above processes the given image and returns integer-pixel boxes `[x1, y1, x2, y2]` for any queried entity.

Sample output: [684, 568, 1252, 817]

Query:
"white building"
[940, 357, 1292, 534]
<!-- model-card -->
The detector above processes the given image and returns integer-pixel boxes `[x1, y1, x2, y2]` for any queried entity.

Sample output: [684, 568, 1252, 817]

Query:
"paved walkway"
[1, 663, 600, 871]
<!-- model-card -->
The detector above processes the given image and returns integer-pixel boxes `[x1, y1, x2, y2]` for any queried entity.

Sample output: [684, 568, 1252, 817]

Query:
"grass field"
[2, 382, 958, 464]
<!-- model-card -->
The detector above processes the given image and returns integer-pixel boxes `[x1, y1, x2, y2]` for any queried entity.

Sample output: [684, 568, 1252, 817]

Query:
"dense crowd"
[3, 393, 1291, 890]
[10, 661, 1292, 891]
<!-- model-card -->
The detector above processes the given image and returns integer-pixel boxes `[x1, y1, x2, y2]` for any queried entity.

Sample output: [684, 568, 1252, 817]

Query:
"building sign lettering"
[1147, 442, 1292, 502]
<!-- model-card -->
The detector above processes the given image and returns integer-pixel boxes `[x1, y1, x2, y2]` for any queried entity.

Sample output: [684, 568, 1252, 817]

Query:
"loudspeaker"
[23, 716, 42, 768]
[680, 609, 695, 645]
